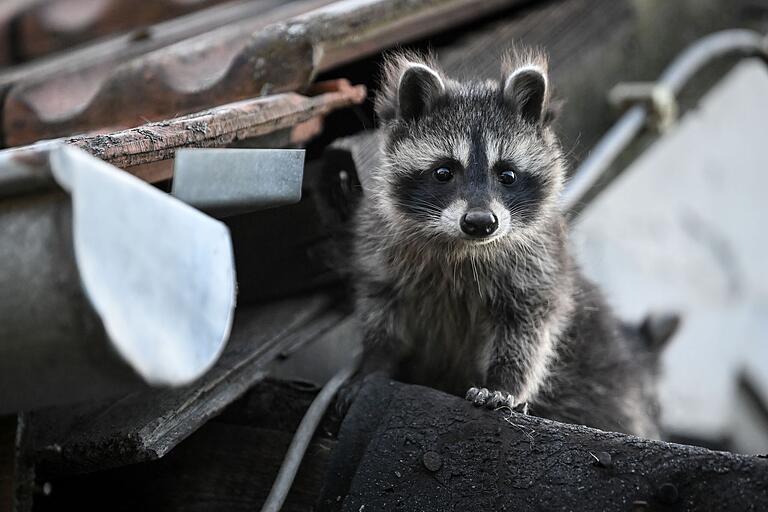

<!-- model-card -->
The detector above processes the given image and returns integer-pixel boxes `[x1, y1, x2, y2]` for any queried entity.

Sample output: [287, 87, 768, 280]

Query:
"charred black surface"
[319, 377, 768, 512]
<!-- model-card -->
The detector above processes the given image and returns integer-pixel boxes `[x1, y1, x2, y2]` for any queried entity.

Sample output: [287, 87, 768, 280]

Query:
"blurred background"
[0, 0, 767, 510]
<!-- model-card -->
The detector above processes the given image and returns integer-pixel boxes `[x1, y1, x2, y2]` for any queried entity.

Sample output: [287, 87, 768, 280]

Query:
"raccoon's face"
[374, 53, 564, 249]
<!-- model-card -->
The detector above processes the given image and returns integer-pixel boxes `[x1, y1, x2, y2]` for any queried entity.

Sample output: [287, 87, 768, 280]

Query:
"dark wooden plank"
[12, 0, 239, 61]
[320, 377, 768, 512]
[34, 380, 338, 512]
[28, 295, 347, 476]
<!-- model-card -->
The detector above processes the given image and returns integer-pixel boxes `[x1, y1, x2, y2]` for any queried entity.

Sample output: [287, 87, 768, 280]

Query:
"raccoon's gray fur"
[352, 49, 662, 438]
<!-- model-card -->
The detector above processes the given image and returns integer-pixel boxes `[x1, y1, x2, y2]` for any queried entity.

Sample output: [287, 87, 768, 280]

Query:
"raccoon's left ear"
[376, 53, 446, 122]
[503, 65, 549, 125]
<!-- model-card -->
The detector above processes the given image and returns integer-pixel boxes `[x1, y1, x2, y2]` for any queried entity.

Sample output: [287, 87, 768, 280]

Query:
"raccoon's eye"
[498, 169, 516, 186]
[432, 167, 454, 182]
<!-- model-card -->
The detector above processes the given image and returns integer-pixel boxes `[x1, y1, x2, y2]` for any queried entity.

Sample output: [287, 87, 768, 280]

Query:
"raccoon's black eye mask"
[423, 156, 523, 186]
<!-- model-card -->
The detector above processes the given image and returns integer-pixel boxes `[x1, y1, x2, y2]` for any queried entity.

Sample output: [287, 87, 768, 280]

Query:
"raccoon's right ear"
[503, 66, 548, 125]
[376, 55, 446, 122]
[396, 63, 445, 121]
[501, 48, 549, 126]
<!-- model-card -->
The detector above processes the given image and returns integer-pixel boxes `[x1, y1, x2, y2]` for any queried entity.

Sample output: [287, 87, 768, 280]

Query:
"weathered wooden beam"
[2, 0, 526, 146]
[126, 115, 324, 182]
[0, 80, 366, 190]
[27, 296, 346, 476]
[319, 377, 768, 511]
[68, 80, 366, 174]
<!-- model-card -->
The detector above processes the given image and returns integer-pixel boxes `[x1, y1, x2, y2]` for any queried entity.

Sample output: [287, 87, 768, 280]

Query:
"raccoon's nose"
[460, 208, 498, 237]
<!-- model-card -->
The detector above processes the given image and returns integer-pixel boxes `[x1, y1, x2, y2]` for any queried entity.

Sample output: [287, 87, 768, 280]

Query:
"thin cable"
[259, 359, 359, 512]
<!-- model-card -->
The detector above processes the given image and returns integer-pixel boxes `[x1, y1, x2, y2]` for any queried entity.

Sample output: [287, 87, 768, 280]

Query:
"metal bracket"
[608, 82, 678, 133]
[171, 148, 305, 217]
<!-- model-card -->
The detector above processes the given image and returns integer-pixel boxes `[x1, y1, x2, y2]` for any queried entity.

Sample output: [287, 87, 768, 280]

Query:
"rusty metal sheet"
[0, 0, 335, 125]
[2, 0, 526, 146]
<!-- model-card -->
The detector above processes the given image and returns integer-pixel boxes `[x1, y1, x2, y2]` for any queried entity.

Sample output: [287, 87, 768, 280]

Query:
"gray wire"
[259, 359, 359, 512]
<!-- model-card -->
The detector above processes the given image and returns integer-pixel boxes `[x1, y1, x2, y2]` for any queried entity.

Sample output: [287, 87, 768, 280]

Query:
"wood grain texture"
[65, 80, 366, 176]
[320, 377, 768, 511]
[0, 0, 37, 66]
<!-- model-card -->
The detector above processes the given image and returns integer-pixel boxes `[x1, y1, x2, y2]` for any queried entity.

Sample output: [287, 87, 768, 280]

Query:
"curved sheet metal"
[0, 145, 236, 411]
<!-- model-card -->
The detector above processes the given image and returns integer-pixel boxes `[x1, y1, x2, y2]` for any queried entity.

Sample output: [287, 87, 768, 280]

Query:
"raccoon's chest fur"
[391, 277, 493, 396]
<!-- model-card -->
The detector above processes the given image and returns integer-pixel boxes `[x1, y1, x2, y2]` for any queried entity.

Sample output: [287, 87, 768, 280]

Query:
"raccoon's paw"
[465, 387, 518, 410]
[465, 387, 530, 414]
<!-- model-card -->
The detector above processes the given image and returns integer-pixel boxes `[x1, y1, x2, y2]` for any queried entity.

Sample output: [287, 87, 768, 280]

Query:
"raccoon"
[351, 49, 663, 438]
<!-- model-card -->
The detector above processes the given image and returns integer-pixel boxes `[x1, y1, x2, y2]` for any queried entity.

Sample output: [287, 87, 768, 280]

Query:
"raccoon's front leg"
[467, 322, 555, 413]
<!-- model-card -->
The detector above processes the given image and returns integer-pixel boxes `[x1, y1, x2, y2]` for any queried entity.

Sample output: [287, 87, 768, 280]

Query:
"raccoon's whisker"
[469, 254, 482, 296]
[392, 198, 443, 214]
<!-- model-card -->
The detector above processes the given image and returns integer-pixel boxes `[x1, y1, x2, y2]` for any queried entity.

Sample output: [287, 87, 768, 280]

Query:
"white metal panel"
[573, 60, 768, 449]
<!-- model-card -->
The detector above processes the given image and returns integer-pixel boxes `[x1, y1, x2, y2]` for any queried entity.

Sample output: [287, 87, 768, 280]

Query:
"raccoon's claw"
[465, 387, 517, 410]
